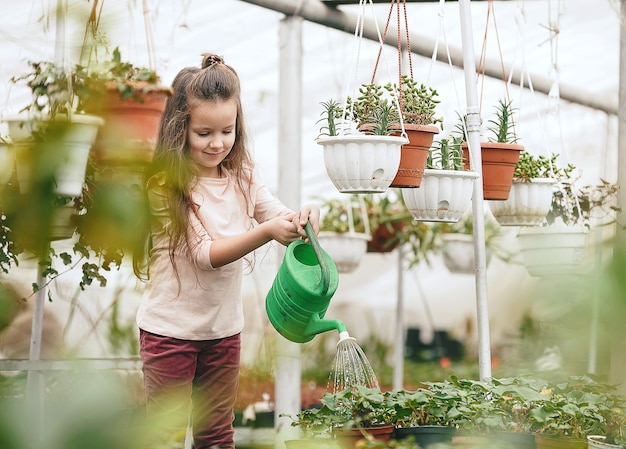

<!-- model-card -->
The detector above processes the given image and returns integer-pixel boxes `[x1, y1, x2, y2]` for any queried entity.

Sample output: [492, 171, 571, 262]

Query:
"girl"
[134, 53, 319, 449]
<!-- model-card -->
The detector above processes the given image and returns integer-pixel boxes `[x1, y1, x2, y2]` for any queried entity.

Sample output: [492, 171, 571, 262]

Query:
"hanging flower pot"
[462, 141, 524, 201]
[316, 231, 371, 273]
[390, 124, 439, 188]
[402, 169, 478, 223]
[441, 233, 493, 274]
[316, 134, 406, 194]
[6, 114, 104, 197]
[488, 178, 557, 226]
[50, 202, 78, 241]
[0, 139, 15, 184]
[516, 224, 589, 277]
[90, 84, 172, 166]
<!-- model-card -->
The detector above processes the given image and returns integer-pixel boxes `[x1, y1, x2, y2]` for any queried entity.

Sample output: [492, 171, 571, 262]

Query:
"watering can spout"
[303, 315, 346, 340]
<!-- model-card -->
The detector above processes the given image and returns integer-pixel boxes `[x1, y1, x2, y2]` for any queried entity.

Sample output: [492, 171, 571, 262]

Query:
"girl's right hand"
[266, 213, 302, 246]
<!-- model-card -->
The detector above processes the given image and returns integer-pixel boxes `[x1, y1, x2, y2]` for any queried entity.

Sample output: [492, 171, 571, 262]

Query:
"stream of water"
[328, 332, 380, 393]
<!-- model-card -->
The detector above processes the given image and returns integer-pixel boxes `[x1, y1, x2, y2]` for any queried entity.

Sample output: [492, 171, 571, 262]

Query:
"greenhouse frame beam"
[240, 0, 618, 116]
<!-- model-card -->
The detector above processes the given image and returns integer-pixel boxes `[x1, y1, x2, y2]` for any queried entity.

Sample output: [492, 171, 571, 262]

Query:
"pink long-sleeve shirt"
[136, 168, 292, 340]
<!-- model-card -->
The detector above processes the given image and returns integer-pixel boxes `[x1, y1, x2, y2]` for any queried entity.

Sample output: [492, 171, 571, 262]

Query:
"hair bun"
[201, 53, 224, 69]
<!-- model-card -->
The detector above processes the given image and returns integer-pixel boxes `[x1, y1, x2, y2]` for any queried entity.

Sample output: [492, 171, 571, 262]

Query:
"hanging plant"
[489, 152, 574, 226]
[402, 137, 478, 223]
[460, 99, 525, 200]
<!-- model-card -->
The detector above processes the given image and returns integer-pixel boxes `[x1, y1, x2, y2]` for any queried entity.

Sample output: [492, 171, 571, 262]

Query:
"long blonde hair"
[134, 53, 253, 281]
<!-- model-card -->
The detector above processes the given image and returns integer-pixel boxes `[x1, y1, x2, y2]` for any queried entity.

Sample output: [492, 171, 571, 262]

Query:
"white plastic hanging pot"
[6, 114, 103, 197]
[0, 140, 15, 184]
[316, 134, 406, 194]
[402, 169, 479, 223]
[316, 231, 371, 274]
[516, 224, 589, 277]
[489, 178, 557, 226]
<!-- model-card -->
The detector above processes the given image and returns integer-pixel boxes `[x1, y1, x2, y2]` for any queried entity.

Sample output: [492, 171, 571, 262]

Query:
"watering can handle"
[304, 221, 330, 297]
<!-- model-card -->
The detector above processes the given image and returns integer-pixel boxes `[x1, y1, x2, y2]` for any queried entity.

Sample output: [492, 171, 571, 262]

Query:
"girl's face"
[187, 98, 238, 177]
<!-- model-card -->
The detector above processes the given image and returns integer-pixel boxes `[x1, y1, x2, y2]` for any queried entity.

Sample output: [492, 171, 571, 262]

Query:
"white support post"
[393, 246, 404, 390]
[275, 14, 304, 448]
[458, 0, 492, 381]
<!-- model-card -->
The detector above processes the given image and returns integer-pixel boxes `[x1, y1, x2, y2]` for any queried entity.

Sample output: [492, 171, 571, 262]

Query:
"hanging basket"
[489, 178, 557, 226]
[50, 202, 78, 241]
[0, 140, 15, 184]
[402, 169, 478, 223]
[516, 224, 589, 277]
[462, 142, 524, 200]
[390, 124, 439, 188]
[316, 134, 406, 194]
[6, 114, 103, 197]
[441, 234, 492, 274]
[90, 85, 172, 166]
[317, 231, 371, 274]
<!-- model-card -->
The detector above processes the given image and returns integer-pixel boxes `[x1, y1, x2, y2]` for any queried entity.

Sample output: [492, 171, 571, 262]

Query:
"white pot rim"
[423, 168, 479, 179]
[316, 134, 408, 145]
[318, 231, 372, 241]
[512, 177, 558, 185]
[4, 112, 104, 126]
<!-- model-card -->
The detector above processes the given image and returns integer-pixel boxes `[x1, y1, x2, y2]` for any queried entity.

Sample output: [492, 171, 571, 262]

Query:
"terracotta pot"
[535, 435, 587, 449]
[462, 141, 524, 200]
[334, 425, 395, 449]
[391, 124, 439, 188]
[367, 220, 406, 253]
[91, 86, 172, 166]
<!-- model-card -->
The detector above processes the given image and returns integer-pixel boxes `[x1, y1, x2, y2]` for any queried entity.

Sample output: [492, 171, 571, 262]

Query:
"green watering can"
[265, 221, 345, 343]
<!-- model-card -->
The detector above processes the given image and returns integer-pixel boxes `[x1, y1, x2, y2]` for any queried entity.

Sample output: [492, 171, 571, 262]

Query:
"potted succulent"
[316, 97, 407, 194]
[460, 98, 525, 200]
[516, 178, 619, 277]
[402, 136, 479, 223]
[343, 75, 442, 189]
[287, 385, 396, 449]
[488, 152, 573, 227]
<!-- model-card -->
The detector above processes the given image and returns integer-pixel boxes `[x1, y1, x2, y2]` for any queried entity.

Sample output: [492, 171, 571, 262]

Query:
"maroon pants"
[139, 329, 240, 449]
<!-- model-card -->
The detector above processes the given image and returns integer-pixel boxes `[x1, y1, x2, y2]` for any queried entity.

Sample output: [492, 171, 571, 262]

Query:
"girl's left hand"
[293, 205, 320, 238]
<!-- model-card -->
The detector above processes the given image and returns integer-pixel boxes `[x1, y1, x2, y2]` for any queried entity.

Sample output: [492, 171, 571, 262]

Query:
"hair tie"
[201, 53, 224, 69]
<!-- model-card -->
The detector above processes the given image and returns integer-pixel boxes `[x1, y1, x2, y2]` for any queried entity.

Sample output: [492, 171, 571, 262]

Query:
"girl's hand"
[293, 205, 320, 238]
[266, 213, 302, 246]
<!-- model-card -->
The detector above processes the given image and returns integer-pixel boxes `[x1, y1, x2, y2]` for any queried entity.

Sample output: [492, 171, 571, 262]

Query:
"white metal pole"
[457, 0, 492, 381]
[393, 245, 404, 390]
[275, 15, 304, 447]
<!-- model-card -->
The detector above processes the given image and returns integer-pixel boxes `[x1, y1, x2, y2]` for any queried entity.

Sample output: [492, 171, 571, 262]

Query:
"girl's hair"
[134, 53, 253, 281]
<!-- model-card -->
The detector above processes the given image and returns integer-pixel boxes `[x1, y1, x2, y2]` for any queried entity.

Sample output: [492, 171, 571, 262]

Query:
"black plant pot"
[394, 425, 456, 448]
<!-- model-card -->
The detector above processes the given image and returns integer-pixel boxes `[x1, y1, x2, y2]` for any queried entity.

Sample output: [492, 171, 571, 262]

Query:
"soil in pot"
[334, 425, 395, 449]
